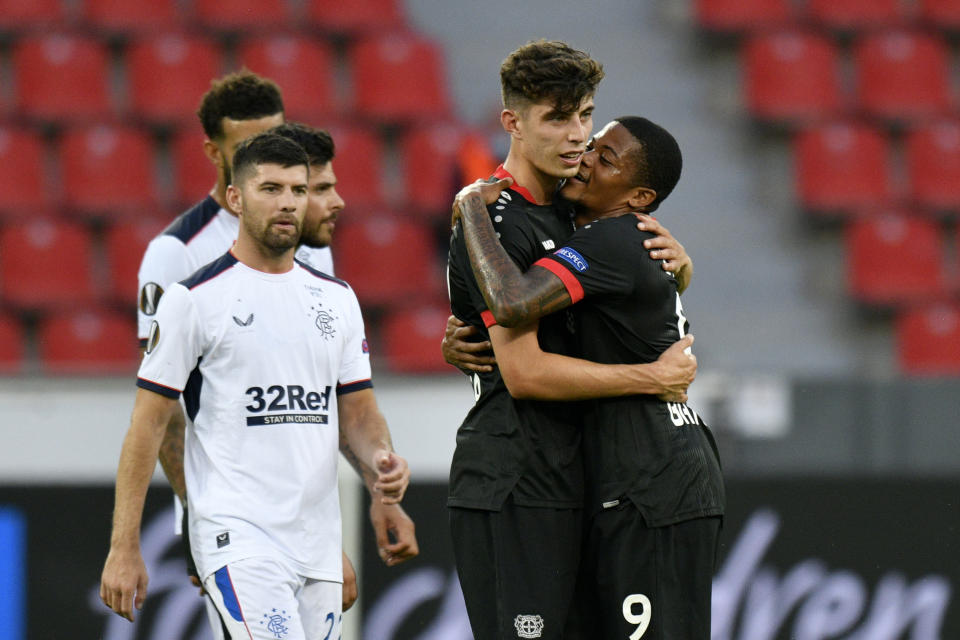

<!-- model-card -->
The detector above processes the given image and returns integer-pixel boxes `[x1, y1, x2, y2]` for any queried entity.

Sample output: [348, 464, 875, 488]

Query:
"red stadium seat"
[325, 123, 385, 209]
[307, 0, 405, 34]
[81, 0, 180, 32]
[853, 30, 951, 121]
[236, 35, 336, 121]
[919, 0, 960, 29]
[0, 220, 96, 310]
[0, 126, 49, 217]
[104, 218, 169, 302]
[193, 0, 289, 29]
[794, 122, 892, 213]
[695, 0, 793, 32]
[348, 32, 450, 123]
[845, 212, 946, 305]
[170, 124, 217, 206]
[905, 119, 960, 212]
[37, 309, 139, 374]
[742, 31, 843, 124]
[806, 0, 903, 30]
[333, 215, 443, 307]
[126, 33, 223, 123]
[60, 124, 158, 217]
[13, 34, 112, 121]
[0, 0, 65, 30]
[381, 304, 455, 373]
[0, 313, 25, 373]
[897, 304, 960, 375]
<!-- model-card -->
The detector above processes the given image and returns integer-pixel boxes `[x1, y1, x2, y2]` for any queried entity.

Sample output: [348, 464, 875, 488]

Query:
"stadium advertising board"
[0, 479, 956, 639]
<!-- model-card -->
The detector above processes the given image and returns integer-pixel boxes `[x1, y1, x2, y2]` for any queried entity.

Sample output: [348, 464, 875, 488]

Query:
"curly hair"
[500, 40, 605, 114]
[197, 70, 284, 140]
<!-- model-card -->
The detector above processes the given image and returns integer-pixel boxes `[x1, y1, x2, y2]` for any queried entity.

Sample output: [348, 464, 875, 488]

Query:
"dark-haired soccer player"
[454, 117, 724, 640]
[102, 133, 411, 638]
[446, 41, 699, 640]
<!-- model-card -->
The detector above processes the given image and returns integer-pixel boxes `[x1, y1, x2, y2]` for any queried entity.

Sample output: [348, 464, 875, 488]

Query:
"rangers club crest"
[514, 614, 544, 638]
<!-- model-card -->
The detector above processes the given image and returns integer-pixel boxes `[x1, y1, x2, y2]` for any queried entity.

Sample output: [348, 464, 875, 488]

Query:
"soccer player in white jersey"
[101, 133, 411, 638]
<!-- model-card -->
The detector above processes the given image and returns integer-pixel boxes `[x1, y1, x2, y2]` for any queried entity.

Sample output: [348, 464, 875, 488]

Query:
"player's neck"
[503, 149, 559, 206]
[232, 233, 296, 274]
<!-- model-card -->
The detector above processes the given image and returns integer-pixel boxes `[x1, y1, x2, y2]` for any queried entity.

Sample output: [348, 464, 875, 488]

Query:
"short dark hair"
[231, 132, 309, 186]
[615, 116, 682, 212]
[197, 70, 284, 140]
[500, 40, 604, 115]
[269, 122, 335, 167]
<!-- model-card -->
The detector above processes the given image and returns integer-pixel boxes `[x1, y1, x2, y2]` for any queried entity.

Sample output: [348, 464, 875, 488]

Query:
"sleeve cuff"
[136, 377, 182, 399]
[481, 310, 496, 328]
[533, 258, 585, 304]
[337, 379, 373, 395]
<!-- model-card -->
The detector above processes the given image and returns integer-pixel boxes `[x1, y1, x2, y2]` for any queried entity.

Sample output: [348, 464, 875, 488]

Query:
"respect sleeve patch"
[554, 247, 589, 272]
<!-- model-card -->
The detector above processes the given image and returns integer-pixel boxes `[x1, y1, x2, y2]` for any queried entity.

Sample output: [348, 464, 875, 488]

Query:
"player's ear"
[501, 109, 521, 137]
[203, 138, 223, 168]
[225, 184, 242, 215]
[627, 187, 657, 211]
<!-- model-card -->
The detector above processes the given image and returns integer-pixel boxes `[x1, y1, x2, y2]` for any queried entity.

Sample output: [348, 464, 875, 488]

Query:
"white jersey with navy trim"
[137, 252, 370, 582]
[137, 195, 334, 342]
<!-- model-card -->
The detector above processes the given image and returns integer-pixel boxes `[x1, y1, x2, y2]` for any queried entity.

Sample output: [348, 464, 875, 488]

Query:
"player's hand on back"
[100, 545, 149, 622]
[370, 501, 419, 567]
[652, 335, 697, 403]
[372, 450, 410, 504]
[342, 552, 358, 611]
[442, 315, 496, 373]
[450, 177, 513, 228]
[634, 214, 693, 293]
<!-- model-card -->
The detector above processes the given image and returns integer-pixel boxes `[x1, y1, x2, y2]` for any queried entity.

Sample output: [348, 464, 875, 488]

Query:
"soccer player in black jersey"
[453, 116, 724, 640]
[446, 41, 700, 640]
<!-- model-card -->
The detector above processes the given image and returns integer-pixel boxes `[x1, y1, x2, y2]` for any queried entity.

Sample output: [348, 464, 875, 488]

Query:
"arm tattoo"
[339, 428, 377, 488]
[459, 193, 571, 327]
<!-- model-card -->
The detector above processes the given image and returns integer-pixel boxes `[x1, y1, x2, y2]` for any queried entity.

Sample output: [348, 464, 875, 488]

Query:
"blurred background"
[0, 0, 958, 638]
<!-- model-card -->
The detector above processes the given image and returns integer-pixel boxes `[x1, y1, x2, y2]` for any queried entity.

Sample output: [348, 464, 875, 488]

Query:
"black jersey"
[446, 166, 582, 510]
[535, 213, 725, 526]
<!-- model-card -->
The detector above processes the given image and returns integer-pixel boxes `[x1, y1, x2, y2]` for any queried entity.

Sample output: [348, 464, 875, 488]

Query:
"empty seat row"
[1, 31, 450, 124]
[698, 0, 960, 33]
[897, 303, 960, 375]
[0, 0, 404, 34]
[745, 29, 956, 123]
[0, 120, 493, 217]
[794, 119, 960, 213]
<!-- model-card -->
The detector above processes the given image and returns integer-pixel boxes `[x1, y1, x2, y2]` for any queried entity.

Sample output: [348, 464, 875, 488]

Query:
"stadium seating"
[193, 0, 289, 29]
[845, 212, 946, 305]
[125, 33, 223, 123]
[918, 0, 960, 30]
[324, 123, 385, 209]
[307, 0, 406, 34]
[13, 34, 112, 121]
[806, 0, 903, 30]
[742, 31, 842, 124]
[896, 304, 960, 375]
[59, 123, 158, 217]
[853, 30, 952, 121]
[333, 216, 443, 307]
[348, 32, 450, 123]
[794, 122, 892, 214]
[81, 0, 180, 32]
[695, 0, 792, 32]
[0, 313, 25, 373]
[399, 123, 467, 217]
[0, 220, 96, 310]
[236, 35, 337, 121]
[0, 125, 49, 218]
[36, 309, 139, 374]
[104, 218, 169, 302]
[170, 124, 217, 206]
[905, 119, 960, 212]
[0, 0, 64, 31]
[381, 304, 454, 373]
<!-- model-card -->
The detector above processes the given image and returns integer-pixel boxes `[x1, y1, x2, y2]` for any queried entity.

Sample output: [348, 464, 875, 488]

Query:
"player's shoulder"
[161, 196, 221, 244]
[179, 251, 239, 291]
[575, 213, 649, 243]
[295, 259, 354, 297]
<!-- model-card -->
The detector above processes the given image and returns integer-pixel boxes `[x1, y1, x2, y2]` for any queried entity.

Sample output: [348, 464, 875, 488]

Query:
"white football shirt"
[137, 196, 334, 342]
[137, 252, 370, 581]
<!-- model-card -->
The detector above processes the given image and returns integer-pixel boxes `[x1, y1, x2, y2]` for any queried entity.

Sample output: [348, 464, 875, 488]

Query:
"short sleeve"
[136, 283, 204, 398]
[137, 235, 192, 342]
[533, 218, 637, 304]
[336, 287, 373, 396]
